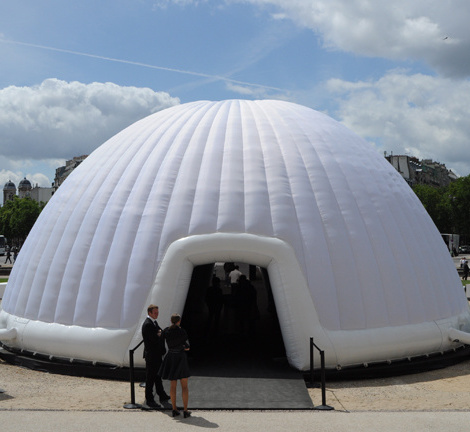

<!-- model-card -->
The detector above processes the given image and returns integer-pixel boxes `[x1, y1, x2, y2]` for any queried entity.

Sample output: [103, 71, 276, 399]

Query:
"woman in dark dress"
[159, 313, 191, 418]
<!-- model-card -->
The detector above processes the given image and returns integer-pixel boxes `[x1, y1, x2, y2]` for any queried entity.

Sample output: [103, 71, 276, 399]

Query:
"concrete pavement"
[1, 410, 470, 432]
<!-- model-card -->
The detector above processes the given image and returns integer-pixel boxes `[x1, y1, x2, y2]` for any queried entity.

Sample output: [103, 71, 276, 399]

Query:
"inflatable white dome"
[1, 99, 469, 371]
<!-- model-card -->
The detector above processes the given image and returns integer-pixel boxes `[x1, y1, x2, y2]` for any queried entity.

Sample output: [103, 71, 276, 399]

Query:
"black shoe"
[172, 410, 180, 417]
[183, 410, 191, 418]
[160, 394, 171, 402]
[145, 400, 161, 409]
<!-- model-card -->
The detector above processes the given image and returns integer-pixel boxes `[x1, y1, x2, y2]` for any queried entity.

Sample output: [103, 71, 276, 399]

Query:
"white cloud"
[0, 170, 23, 187]
[0, 79, 179, 161]
[0, 79, 179, 191]
[226, 0, 470, 78]
[326, 72, 470, 176]
[26, 173, 51, 189]
[225, 82, 267, 96]
[0, 170, 46, 190]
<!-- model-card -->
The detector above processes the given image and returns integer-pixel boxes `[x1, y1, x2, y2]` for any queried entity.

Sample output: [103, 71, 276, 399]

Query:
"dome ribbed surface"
[2, 99, 465, 337]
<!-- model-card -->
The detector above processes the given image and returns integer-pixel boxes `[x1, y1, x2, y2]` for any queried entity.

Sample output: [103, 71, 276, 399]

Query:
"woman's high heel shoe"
[172, 410, 180, 417]
[183, 410, 191, 418]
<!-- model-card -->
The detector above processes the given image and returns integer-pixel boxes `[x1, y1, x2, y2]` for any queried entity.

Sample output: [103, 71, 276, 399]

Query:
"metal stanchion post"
[124, 345, 143, 409]
[310, 337, 314, 386]
[313, 350, 334, 410]
[308, 337, 319, 388]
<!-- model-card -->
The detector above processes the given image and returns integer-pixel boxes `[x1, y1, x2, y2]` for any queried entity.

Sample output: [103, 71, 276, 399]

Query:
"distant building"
[3, 178, 53, 205]
[18, 177, 32, 199]
[2, 154, 88, 206]
[385, 153, 457, 187]
[31, 185, 54, 203]
[3, 180, 17, 203]
[53, 155, 88, 191]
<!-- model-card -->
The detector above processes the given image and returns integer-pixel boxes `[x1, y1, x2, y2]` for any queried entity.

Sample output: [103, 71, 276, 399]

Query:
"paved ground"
[2, 354, 470, 431]
[1, 410, 470, 432]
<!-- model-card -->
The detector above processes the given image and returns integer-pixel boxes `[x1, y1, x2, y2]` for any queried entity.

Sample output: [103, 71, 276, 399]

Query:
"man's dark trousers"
[142, 317, 167, 403]
[144, 355, 165, 402]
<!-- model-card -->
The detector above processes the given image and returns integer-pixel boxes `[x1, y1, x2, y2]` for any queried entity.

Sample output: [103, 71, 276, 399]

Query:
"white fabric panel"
[1, 99, 468, 369]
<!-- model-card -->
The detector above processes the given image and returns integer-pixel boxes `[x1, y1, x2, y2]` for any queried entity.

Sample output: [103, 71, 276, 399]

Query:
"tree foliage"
[413, 175, 470, 242]
[0, 197, 45, 246]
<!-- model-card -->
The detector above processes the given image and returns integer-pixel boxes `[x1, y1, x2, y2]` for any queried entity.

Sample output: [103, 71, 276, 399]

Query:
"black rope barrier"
[309, 337, 334, 411]
[123, 339, 144, 409]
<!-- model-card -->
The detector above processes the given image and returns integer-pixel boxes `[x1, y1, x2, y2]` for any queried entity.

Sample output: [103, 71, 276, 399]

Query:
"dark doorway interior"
[181, 262, 287, 377]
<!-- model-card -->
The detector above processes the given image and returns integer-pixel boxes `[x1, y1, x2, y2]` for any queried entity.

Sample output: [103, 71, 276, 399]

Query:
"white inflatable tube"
[0, 327, 17, 340]
[448, 328, 470, 344]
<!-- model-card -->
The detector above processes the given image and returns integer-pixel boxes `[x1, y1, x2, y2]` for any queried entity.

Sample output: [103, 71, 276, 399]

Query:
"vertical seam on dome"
[239, 100, 273, 236]
[189, 100, 230, 235]
[31, 130, 141, 324]
[68, 118, 162, 327]
[359, 158, 425, 325]
[93, 120, 171, 328]
[271, 105, 343, 330]
[253, 101, 310, 274]
[119, 102, 211, 328]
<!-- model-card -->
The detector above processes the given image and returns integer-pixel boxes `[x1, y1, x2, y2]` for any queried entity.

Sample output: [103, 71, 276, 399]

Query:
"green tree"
[413, 174, 470, 244]
[413, 183, 451, 233]
[0, 197, 45, 246]
[447, 176, 470, 239]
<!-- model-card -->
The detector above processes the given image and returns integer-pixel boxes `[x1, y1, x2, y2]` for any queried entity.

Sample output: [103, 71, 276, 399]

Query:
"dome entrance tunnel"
[151, 233, 313, 371]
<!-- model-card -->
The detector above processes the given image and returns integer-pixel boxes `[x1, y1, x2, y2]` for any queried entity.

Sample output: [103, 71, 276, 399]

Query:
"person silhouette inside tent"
[205, 276, 224, 336]
[233, 274, 259, 336]
[223, 262, 235, 288]
[228, 265, 242, 297]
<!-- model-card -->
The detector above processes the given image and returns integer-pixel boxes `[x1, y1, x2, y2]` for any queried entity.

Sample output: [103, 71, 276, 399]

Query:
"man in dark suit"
[142, 304, 170, 408]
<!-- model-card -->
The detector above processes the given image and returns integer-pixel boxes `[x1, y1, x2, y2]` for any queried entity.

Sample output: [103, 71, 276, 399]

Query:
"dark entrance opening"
[181, 262, 287, 376]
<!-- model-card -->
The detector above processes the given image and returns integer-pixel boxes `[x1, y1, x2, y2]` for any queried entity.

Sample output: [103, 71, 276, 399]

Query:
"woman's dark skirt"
[159, 351, 190, 380]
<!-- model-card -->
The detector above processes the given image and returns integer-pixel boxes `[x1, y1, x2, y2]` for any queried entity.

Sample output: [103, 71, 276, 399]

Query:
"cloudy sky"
[1, 0, 469, 193]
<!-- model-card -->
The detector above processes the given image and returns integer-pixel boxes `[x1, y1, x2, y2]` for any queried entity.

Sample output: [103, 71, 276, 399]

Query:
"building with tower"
[2, 178, 53, 205]
[18, 178, 32, 199]
[3, 181, 16, 203]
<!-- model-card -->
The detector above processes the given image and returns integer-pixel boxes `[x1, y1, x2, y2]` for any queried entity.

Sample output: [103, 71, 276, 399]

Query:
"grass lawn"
[0, 278, 8, 283]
